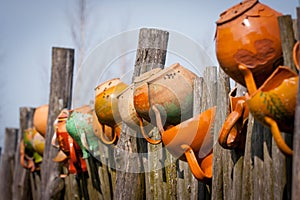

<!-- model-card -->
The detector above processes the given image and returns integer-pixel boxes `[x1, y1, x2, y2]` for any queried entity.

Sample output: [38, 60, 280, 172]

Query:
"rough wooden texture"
[40, 47, 75, 199]
[0, 128, 18, 200]
[292, 7, 300, 200]
[114, 28, 169, 200]
[278, 15, 297, 72]
[211, 68, 230, 200]
[12, 107, 35, 200]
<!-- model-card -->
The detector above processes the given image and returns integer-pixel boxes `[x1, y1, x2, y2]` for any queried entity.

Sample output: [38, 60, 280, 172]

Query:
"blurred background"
[0, 0, 298, 147]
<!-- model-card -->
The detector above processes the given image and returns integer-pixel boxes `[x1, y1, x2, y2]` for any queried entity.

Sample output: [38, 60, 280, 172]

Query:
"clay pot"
[52, 109, 87, 174]
[215, 0, 283, 87]
[66, 105, 100, 158]
[133, 63, 197, 127]
[94, 78, 127, 144]
[33, 104, 49, 137]
[293, 41, 300, 71]
[218, 87, 249, 149]
[23, 128, 44, 164]
[152, 106, 216, 183]
[239, 64, 298, 156]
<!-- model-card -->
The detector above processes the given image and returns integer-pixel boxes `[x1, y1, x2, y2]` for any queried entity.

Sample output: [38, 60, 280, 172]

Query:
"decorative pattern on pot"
[52, 109, 87, 175]
[215, 0, 283, 87]
[94, 78, 127, 144]
[133, 63, 197, 144]
[218, 87, 249, 150]
[152, 105, 216, 183]
[239, 64, 298, 156]
[66, 105, 100, 159]
[33, 104, 49, 137]
[20, 128, 44, 172]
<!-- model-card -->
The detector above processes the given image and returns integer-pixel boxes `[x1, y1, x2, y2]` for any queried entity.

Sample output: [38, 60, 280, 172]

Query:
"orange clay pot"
[94, 78, 127, 144]
[215, 0, 283, 87]
[239, 64, 298, 156]
[133, 63, 196, 127]
[152, 106, 216, 183]
[218, 87, 249, 149]
[33, 104, 49, 137]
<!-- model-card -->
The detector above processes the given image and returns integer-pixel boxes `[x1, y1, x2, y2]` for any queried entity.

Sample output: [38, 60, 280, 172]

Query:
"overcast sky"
[0, 0, 298, 147]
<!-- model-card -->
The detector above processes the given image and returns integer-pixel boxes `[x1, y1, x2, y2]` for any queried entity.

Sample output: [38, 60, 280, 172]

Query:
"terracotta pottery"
[66, 105, 100, 158]
[152, 106, 216, 183]
[218, 87, 249, 149]
[117, 84, 150, 130]
[94, 78, 127, 144]
[133, 63, 197, 128]
[293, 41, 300, 71]
[239, 64, 298, 156]
[215, 0, 283, 87]
[52, 109, 87, 174]
[21, 128, 44, 171]
[33, 104, 49, 137]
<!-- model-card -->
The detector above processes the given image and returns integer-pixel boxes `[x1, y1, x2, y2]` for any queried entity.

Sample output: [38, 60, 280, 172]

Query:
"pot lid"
[216, 0, 258, 25]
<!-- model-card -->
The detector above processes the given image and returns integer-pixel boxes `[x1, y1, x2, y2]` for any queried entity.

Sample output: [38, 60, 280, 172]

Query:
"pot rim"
[216, 0, 258, 25]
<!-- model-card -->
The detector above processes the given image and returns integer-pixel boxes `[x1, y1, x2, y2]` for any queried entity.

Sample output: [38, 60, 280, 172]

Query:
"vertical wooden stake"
[114, 28, 169, 200]
[0, 128, 18, 200]
[40, 47, 74, 199]
[12, 107, 35, 200]
[292, 7, 300, 200]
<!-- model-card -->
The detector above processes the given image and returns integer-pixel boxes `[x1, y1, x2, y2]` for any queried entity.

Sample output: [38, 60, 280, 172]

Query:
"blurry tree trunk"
[0, 128, 18, 200]
[114, 28, 169, 200]
[40, 47, 74, 199]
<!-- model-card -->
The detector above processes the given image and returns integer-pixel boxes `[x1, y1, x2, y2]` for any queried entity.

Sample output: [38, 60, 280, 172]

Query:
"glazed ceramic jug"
[152, 106, 216, 183]
[66, 105, 100, 158]
[218, 87, 249, 149]
[215, 0, 283, 87]
[239, 64, 298, 156]
[94, 78, 127, 144]
[33, 104, 49, 137]
[133, 63, 197, 144]
[52, 109, 87, 174]
[20, 128, 44, 172]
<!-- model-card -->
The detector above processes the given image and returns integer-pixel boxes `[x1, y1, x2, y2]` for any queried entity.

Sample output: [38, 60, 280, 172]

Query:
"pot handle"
[218, 100, 245, 149]
[239, 64, 257, 95]
[293, 41, 300, 71]
[139, 117, 162, 145]
[99, 125, 117, 145]
[181, 144, 212, 183]
[51, 132, 60, 148]
[264, 117, 293, 156]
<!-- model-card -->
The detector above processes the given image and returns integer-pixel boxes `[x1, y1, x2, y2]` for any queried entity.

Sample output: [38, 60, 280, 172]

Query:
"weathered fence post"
[211, 68, 230, 200]
[0, 128, 18, 200]
[114, 28, 169, 200]
[40, 47, 75, 199]
[12, 107, 35, 200]
[292, 7, 300, 200]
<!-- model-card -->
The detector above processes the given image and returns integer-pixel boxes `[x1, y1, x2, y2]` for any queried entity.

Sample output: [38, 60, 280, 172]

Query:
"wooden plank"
[292, 7, 300, 200]
[12, 107, 35, 200]
[0, 128, 18, 200]
[40, 47, 75, 199]
[278, 15, 297, 72]
[114, 28, 169, 200]
[212, 68, 230, 200]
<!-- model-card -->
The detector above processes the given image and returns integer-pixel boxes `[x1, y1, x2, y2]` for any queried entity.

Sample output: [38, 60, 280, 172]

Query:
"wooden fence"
[0, 12, 299, 200]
